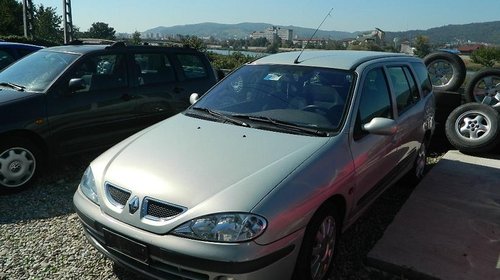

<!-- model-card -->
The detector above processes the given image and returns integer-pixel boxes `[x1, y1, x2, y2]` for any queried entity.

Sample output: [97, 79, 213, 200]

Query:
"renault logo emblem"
[129, 196, 140, 214]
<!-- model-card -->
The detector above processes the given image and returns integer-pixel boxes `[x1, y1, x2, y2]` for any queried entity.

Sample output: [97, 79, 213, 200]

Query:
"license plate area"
[103, 228, 149, 264]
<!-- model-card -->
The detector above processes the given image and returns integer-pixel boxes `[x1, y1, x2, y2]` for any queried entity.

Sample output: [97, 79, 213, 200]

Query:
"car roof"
[41, 43, 201, 55]
[251, 50, 414, 70]
[0, 41, 44, 50]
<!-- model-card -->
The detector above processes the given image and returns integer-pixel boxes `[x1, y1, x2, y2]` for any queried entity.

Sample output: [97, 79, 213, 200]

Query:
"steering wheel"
[301, 105, 330, 114]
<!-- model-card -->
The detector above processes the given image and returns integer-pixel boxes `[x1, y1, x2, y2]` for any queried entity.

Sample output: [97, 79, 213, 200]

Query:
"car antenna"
[294, 7, 334, 64]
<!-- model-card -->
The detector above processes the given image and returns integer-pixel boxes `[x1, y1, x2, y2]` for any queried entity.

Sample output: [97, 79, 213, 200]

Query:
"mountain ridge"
[143, 21, 500, 44]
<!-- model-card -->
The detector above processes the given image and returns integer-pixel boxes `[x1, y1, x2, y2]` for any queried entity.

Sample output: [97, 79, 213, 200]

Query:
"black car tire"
[464, 68, 500, 108]
[424, 52, 466, 92]
[293, 204, 341, 280]
[445, 103, 500, 154]
[0, 137, 42, 193]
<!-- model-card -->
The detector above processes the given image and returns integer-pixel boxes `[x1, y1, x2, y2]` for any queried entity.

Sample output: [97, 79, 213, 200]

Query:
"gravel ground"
[0, 136, 452, 280]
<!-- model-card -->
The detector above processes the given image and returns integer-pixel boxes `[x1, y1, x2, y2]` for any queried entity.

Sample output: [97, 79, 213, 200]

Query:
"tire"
[464, 68, 500, 109]
[293, 204, 341, 280]
[445, 103, 500, 154]
[0, 138, 42, 193]
[424, 52, 466, 92]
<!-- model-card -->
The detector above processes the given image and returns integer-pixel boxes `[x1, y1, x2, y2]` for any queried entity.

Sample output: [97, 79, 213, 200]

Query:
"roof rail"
[66, 38, 117, 45]
[106, 41, 127, 49]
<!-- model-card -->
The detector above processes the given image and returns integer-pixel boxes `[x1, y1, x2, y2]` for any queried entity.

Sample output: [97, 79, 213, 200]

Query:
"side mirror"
[68, 78, 87, 91]
[189, 93, 200, 105]
[363, 117, 397, 135]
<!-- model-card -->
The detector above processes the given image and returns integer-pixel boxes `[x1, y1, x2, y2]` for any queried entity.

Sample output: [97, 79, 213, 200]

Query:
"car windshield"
[190, 64, 354, 134]
[0, 50, 78, 92]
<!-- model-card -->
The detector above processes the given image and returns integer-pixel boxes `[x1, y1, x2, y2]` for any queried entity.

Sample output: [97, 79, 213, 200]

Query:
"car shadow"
[0, 153, 96, 224]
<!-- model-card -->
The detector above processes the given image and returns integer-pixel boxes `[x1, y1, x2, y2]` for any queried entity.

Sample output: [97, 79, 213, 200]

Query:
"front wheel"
[293, 204, 341, 280]
[445, 103, 500, 154]
[0, 138, 42, 193]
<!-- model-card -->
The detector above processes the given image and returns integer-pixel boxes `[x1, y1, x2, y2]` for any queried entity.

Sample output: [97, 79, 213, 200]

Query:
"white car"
[74, 50, 435, 280]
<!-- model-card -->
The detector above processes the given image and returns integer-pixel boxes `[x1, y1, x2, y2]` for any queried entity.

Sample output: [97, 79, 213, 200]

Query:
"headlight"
[79, 166, 99, 205]
[172, 213, 267, 243]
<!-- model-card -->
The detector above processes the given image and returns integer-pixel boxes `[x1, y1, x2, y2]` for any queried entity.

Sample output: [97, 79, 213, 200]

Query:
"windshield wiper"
[0, 82, 26, 92]
[234, 115, 330, 136]
[190, 107, 250, 128]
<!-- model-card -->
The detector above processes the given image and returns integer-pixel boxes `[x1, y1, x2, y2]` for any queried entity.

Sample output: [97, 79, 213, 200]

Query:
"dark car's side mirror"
[363, 117, 397, 135]
[68, 78, 87, 92]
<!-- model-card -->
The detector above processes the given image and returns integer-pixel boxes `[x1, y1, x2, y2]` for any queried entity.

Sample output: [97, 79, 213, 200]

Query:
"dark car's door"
[45, 51, 138, 155]
[130, 50, 216, 129]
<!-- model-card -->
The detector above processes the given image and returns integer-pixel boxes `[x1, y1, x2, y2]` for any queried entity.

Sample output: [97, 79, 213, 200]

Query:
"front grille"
[106, 184, 131, 208]
[145, 198, 185, 220]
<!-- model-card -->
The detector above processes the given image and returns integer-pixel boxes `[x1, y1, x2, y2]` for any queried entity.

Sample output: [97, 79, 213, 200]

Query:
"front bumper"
[73, 190, 303, 280]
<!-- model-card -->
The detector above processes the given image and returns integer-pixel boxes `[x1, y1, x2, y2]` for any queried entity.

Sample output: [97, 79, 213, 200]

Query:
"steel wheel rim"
[455, 110, 492, 141]
[472, 75, 500, 107]
[310, 215, 336, 280]
[428, 59, 454, 87]
[0, 147, 36, 188]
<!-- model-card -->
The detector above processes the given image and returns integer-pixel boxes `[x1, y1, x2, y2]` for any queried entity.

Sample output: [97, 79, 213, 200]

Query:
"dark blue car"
[0, 41, 44, 70]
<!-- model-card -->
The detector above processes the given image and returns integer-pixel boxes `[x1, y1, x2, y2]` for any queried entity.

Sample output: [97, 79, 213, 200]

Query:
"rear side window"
[411, 62, 432, 96]
[134, 53, 176, 86]
[387, 66, 420, 114]
[176, 54, 208, 79]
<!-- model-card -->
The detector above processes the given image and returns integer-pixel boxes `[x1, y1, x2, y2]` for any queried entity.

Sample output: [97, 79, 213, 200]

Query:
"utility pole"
[63, 0, 74, 43]
[22, 0, 34, 39]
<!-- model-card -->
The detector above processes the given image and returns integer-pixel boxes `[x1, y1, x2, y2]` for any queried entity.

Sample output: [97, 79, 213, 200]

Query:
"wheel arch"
[0, 130, 48, 159]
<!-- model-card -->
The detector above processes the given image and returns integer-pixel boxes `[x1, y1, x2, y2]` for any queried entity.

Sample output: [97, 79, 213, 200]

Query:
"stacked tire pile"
[424, 51, 500, 154]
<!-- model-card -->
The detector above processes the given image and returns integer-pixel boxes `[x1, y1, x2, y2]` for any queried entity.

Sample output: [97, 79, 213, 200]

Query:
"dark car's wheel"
[445, 103, 500, 154]
[0, 138, 41, 193]
[293, 204, 341, 280]
[464, 68, 500, 109]
[424, 52, 466, 92]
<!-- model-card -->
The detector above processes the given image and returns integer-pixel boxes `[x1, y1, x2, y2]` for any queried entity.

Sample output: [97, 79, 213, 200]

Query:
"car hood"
[96, 114, 330, 229]
[0, 88, 35, 104]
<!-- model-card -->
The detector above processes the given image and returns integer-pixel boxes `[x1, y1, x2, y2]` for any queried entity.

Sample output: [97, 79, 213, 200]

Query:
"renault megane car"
[74, 50, 435, 280]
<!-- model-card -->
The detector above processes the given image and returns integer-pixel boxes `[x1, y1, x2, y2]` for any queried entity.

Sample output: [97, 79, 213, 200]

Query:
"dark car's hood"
[0, 88, 36, 104]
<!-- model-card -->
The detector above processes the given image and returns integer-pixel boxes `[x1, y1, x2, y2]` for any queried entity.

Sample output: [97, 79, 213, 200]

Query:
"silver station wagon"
[74, 50, 435, 280]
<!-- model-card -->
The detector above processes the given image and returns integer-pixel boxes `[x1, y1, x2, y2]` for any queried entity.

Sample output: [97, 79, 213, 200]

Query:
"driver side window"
[69, 54, 127, 93]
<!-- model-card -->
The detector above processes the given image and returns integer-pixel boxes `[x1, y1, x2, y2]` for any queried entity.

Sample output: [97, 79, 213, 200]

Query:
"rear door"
[46, 51, 137, 155]
[131, 50, 217, 128]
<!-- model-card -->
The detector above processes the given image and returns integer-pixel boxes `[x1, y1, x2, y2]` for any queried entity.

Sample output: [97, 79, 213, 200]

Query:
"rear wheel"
[293, 204, 341, 280]
[0, 138, 41, 193]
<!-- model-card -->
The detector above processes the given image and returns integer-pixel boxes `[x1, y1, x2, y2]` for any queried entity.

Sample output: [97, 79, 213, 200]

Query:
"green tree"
[87, 22, 116, 40]
[413, 35, 431, 58]
[0, 0, 23, 36]
[131, 30, 142, 45]
[33, 4, 63, 43]
[181, 35, 207, 52]
[471, 46, 500, 68]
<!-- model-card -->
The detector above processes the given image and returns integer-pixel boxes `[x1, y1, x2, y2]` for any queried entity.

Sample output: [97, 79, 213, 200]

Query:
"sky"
[33, 0, 500, 34]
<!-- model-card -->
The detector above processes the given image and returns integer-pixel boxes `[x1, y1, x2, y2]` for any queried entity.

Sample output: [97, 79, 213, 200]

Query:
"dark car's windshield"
[190, 64, 354, 134]
[0, 50, 78, 92]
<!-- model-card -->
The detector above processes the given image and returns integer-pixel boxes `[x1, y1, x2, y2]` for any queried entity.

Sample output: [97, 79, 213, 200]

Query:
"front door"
[46, 52, 137, 155]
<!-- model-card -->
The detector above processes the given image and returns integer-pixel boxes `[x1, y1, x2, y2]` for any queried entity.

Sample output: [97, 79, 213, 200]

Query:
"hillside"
[144, 21, 500, 45]
[144, 22, 355, 40]
[385, 21, 500, 45]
